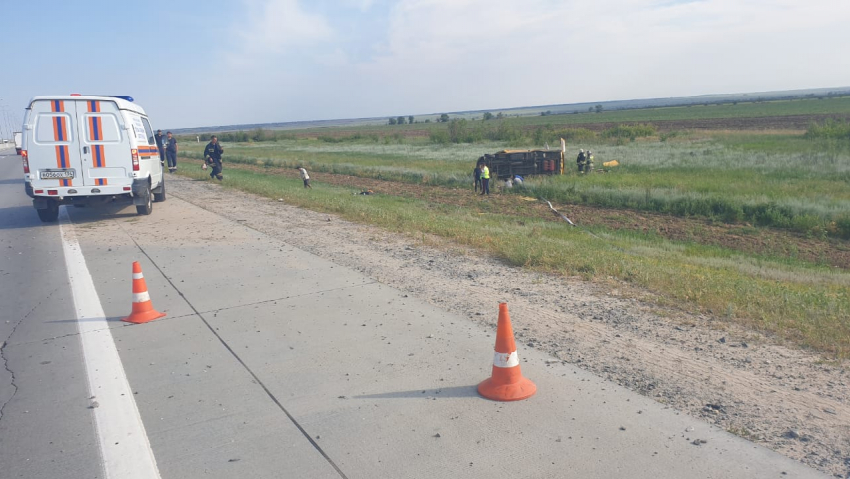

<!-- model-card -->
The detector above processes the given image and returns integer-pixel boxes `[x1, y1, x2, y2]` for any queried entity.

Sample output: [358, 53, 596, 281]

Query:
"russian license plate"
[40, 169, 76, 179]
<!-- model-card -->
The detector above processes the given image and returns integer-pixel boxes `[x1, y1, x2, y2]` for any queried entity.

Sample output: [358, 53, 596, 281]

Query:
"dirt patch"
[170, 174, 849, 477]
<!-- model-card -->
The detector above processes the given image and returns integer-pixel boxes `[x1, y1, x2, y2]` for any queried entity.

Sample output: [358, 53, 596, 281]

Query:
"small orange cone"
[478, 303, 536, 401]
[122, 262, 166, 324]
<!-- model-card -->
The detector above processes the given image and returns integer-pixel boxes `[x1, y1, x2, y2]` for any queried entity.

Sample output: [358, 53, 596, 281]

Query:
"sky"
[1, 0, 849, 130]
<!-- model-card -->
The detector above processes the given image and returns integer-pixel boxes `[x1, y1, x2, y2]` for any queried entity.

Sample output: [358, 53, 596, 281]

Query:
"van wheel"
[153, 177, 167, 202]
[37, 201, 60, 222]
[136, 184, 153, 215]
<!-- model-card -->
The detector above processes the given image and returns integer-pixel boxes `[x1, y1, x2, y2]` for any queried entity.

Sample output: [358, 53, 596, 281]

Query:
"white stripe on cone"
[493, 351, 519, 368]
[133, 291, 151, 303]
[132, 272, 144, 280]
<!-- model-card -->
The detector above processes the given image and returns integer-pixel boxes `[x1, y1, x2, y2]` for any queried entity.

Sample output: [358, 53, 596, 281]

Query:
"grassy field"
[176, 158, 850, 358]
[181, 129, 850, 238]
[175, 104, 850, 358]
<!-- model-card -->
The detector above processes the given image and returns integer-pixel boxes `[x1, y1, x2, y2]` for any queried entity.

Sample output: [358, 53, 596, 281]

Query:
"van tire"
[153, 177, 166, 202]
[136, 184, 153, 215]
[36, 201, 60, 222]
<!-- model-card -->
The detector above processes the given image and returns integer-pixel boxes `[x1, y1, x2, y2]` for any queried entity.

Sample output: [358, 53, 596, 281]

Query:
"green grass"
[182, 132, 850, 237]
[176, 159, 850, 358]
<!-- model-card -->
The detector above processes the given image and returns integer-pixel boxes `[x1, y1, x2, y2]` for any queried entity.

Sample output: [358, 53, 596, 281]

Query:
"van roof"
[27, 96, 147, 116]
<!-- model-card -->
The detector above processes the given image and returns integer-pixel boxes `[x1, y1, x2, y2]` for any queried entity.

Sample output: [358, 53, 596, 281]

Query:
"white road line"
[59, 207, 161, 479]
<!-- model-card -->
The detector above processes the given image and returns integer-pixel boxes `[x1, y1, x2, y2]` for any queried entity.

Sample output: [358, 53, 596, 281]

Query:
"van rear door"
[28, 99, 84, 188]
[78, 99, 128, 187]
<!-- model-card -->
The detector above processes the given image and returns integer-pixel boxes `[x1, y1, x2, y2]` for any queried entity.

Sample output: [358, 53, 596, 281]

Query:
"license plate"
[40, 169, 76, 179]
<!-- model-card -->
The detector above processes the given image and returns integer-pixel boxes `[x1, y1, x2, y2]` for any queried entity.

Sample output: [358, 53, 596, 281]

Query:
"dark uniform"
[204, 140, 224, 180]
[473, 165, 482, 192]
[165, 136, 178, 170]
[576, 151, 586, 173]
[154, 131, 165, 166]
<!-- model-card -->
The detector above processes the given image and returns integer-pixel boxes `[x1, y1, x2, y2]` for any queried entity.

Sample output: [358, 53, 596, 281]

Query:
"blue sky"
[2, 0, 849, 129]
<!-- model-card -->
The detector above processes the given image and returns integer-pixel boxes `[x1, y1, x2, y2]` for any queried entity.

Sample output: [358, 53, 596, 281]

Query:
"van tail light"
[131, 149, 139, 171]
[22, 150, 29, 173]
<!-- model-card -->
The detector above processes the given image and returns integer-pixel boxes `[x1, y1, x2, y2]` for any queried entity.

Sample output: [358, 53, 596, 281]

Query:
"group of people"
[473, 161, 491, 195]
[473, 162, 524, 194]
[154, 129, 179, 172]
[576, 149, 594, 173]
[155, 132, 315, 188]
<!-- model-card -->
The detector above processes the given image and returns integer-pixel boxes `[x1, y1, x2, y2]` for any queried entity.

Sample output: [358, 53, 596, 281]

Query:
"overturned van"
[21, 95, 166, 222]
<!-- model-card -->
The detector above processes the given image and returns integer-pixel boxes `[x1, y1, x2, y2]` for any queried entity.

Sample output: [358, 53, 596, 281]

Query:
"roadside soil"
[169, 171, 849, 477]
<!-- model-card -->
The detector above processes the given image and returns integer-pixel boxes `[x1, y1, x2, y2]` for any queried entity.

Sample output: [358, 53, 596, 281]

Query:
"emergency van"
[21, 95, 165, 222]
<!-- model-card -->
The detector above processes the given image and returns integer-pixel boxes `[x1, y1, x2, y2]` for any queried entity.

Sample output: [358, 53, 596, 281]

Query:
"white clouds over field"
[6, 0, 847, 127]
[207, 0, 849, 126]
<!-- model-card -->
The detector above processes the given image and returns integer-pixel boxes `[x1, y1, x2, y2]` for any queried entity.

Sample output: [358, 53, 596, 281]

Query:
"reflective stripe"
[133, 291, 151, 303]
[132, 272, 144, 280]
[493, 351, 519, 368]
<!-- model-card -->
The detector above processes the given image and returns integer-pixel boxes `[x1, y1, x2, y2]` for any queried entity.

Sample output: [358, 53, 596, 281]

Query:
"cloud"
[231, 0, 333, 60]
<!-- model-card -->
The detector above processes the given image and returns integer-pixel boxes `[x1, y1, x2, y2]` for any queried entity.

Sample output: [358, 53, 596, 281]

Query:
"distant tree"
[397, 116, 406, 125]
[424, 119, 431, 123]
[588, 107, 594, 113]
[496, 112, 504, 119]
[388, 117, 397, 125]
[408, 116, 414, 124]
[483, 112, 494, 121]
[594, 104, 603, 113]
[439, 113, 450, 123]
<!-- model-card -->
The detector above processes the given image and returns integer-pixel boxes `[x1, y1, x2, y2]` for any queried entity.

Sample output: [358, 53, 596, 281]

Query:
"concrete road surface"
[0, 150, 829, 478]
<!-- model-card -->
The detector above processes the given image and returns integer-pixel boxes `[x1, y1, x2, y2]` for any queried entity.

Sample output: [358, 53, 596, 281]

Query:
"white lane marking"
[493, 351, 520, 368]
[59, 207, 162, 479]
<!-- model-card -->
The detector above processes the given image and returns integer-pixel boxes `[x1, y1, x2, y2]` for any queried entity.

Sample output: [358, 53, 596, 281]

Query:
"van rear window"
[84, 114, 121, 143]
[35, 113, 73, 143]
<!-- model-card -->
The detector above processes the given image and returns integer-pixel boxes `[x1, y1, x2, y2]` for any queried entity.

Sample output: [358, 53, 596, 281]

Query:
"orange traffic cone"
[478, 303, 537, 401]
[122, 261, 166, 324]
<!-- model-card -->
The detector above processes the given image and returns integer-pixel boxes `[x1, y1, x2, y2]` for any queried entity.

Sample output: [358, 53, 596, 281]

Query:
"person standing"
[473, 163, 482, 193]
[576, 149, 586, 173]
[480, 163, 490, 196]
[298, 167, 312, 189]
[204, 135, 225, 180]
[165, 131, 178, 172]
[585, 150, 594, 174]
[154, 129, 165, 167]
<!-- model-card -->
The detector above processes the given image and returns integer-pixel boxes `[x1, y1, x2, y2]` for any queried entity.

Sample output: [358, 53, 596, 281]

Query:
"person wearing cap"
[154, 129, 165, 167]
[576, 149, 586, 173]
[585, 150, 594, 174]
[165, 131, 178, 172]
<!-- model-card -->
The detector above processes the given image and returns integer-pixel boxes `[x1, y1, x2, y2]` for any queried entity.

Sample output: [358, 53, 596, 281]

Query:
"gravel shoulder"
[170, 175, 849, 477]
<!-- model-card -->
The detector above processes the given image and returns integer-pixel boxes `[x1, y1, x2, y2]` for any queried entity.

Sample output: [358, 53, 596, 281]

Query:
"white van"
[21, 95, 165, 222]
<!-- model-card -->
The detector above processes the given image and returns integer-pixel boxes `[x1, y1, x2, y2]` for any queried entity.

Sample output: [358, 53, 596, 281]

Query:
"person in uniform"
[576, 149, 586, 173]
[154, 129, 165, 168]
[473, 163, 482, 193]
[165, 131, 178, 172]
[585, 150, 594, 174]
[204, 135, 225, 180]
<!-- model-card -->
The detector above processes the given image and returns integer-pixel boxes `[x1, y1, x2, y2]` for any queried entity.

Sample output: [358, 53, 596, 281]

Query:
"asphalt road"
[0, 144, 830, 478]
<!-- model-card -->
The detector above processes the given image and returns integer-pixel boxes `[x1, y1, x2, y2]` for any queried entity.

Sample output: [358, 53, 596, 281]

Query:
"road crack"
[0, 287, 60, 423]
